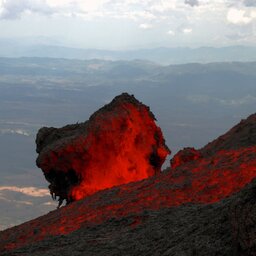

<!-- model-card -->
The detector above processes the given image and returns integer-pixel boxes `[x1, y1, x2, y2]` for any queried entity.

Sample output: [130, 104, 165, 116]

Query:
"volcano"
[0, 94, 256, 256]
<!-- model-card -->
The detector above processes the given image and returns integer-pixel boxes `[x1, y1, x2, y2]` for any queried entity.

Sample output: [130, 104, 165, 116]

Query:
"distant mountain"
[0, 39, 255, 64]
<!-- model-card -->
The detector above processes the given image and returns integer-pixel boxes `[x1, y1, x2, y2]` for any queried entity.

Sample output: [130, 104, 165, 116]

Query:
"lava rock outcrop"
[170, 147, 202, 168]
[36, 93, 170, 205]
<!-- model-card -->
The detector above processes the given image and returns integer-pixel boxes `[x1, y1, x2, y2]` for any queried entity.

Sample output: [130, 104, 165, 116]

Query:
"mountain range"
[0, 39, 256, 64]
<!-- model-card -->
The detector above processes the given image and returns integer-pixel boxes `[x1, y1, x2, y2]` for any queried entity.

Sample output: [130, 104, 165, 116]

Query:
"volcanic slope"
[2, 178, 256, 256]
[1, 100, 256, 255]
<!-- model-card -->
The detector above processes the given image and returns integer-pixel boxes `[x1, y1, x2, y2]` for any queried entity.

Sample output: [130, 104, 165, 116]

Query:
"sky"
[0, 0, 255, 49]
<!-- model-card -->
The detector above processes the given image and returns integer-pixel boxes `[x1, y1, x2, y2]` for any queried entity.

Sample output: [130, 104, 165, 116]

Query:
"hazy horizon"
[0, 0, 255, 50]
[1, 36, 256, 50]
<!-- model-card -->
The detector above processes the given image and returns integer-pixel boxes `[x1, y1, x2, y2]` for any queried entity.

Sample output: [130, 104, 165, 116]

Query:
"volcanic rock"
[201, 113, 256, 156]
[170, 147, 202, 168]
[1, 180, 256, 255]
[170, 113, 256, 170]
[1, 104, 256, 255]
[231, 184, 256, 256]
[35, 93, 170, 206]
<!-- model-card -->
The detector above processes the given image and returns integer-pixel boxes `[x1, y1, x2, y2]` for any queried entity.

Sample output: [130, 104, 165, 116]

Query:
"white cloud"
[78, 0, 110, 12]
[149, 1, 176, 13]
[0, 195, 34, 205]
[0, 0, 160, 20]
[0, 0, 98, 19]
[45, 0, 80, 8]
[139, 23, 153, 29]
[0, 186, 49, 197]
[0, 129, 30, 136]
[167, 29, 175, 35]
[227, 8, 254, 25]
[218, 95, 256, 106]
[118, 10, 156, 21]
[0, 0, 255, 47]
[183, 28, 193, 33]
[0, 0, 54, 19]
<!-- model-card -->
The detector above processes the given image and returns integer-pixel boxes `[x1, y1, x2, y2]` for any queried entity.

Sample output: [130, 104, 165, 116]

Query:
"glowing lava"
[36, 93, 170, 205]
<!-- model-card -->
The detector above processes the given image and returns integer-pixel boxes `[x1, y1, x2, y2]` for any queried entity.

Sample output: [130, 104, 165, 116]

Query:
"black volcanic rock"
[231, 184, 256, 255]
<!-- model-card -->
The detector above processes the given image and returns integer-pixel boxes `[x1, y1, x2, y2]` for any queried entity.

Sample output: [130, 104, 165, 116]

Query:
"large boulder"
[170, 147, 202, 169]
[36, 93, 170, 205]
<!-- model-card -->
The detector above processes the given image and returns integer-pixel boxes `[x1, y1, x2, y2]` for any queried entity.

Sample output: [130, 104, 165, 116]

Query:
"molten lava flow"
[36, 93, 170, 205]
[166, 146, 256, 204]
